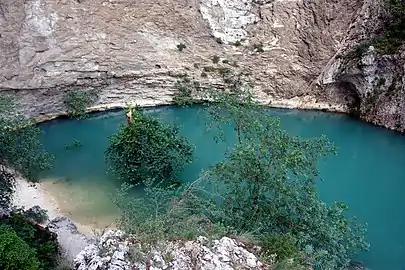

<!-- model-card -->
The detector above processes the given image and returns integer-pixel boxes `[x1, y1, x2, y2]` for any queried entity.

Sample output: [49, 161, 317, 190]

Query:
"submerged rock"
[74, 230, 266, 270]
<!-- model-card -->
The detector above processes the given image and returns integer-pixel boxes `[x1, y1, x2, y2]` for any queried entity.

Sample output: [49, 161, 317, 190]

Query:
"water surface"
[39, 106, 405, 270]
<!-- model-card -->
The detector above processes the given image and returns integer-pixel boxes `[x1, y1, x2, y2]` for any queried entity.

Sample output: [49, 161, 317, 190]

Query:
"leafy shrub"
[23, 206, 49, 224]
[106, 107, 193, 186]
[215, 37, 223, 44]
[347, 0, 405, 57]
[4, 210, 59, 269]
[177, 43, 187, 52]
[376, 77, 386, 87]
[253, 43, 264, 52]
[233, 40, 242, 46]
[63, 89, 99, 119]
[201, 72, 208, 78]
[113, 89, 368, 269]
[212, 55, 220, 64]
[0, 95, 53, 181]
[173, 81, 194, 106]
[113, 183, 228, 242]
[261, 234, 300, 262]
[0, 225, 40, 270]
[0, 97, 58, 270]
[0, 168, 15, 208]
[203, 66, 231, 75]
[198, 90, 369, 269]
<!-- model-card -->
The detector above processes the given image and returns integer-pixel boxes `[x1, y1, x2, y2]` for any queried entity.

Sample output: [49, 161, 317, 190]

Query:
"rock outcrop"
[74, 230, 267, 270]
[48, 217, 93, 261]
[0, 0, 403, 130]
[317, 0, 405, 131]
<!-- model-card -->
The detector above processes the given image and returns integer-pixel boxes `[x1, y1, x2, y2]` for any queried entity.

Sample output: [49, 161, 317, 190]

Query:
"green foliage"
[65, 139, 83, 150]
[253, 43, 264, 53]
[3, 210, 59, 269]
[113, 89, 368, 269]
[0, 225, 40, 270]
[106, 107, 194, 186]
[196, 89, 369, 269]
[348, 0, 405, 57]
[222, 59, 230, 64]
[177, 43, 187, 52]
[63, 89, 99, 119]
[346, 42, 371, 59]
[261, 234, 300, 262]
[201, 72, 208, 78]
[0, 168, 15, 208]
[215, 37, 223, 44]
[203, 66, 231, 75]
[212, 55, 220, 64]
[233, 40, 242, 46]
[173, 81, 194, 106]
[0, 95, 53, 181]
[0, 96, 58, 269]
[23, 207, 49, 224]
[376, 76, 386, 87]
[113, 183, 228, 242]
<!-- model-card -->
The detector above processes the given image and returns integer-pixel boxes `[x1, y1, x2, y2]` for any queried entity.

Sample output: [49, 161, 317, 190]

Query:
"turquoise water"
[39, 106, 405, 270]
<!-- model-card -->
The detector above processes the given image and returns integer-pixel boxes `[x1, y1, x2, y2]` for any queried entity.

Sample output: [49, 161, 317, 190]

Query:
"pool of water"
[39, 106, 405, 270]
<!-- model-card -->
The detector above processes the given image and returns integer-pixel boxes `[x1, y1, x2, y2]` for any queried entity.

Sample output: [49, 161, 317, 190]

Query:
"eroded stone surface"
[74, 230, 266, 270]
[1, 0, 403, 131]
[317, 0, 405, 131]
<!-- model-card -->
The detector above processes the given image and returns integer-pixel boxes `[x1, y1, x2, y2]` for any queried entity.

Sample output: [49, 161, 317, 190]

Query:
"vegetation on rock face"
[349, 0, 405, 57]
[253, 43, 264, 53]
[113, 89, 368, 269]
[63, 89, 99, 119]
[172, 79, 194, 106]
[176, 43, 187, 52]
[106, 106, 194, 186]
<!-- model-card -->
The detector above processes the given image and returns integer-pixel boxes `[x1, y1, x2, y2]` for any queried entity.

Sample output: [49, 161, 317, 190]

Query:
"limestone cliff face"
[0, 0, 402, 130]
[318, 0, 405, 131]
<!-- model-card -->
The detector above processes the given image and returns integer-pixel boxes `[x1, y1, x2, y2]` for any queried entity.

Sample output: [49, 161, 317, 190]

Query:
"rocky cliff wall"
[1, 0, 403, 130]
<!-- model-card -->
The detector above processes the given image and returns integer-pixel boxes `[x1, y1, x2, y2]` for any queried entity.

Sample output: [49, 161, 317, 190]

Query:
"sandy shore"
[12, 176, 99, 260]
[12, 176, 104, 235]
[13, 176, 61, 221]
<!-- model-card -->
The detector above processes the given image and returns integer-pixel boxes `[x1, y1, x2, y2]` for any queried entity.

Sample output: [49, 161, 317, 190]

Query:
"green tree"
[0, 225, 40, 270]
[106, 106, 193, 186]
[0, 95, 53, 181]
[0, 95, 58, 269]
[197, 89, 369, 268]
[63, 89, 99, 119]
[113, 89, 368, 269]
[5, 210, 58, 269]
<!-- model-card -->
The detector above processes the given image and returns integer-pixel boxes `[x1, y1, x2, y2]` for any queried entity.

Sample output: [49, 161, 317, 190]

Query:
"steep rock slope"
[318, 0, 405, 131]
[1, 0, 402, 131]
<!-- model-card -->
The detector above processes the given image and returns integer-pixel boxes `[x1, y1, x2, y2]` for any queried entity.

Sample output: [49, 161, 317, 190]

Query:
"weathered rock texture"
[0, 0, 403, 130]
[74, 230, 268, 270]
[317, 0, 405, 131]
